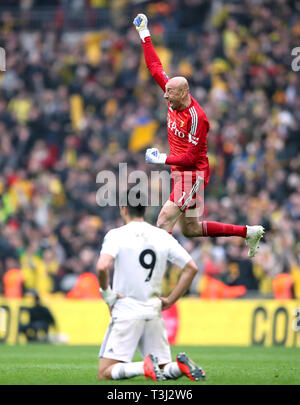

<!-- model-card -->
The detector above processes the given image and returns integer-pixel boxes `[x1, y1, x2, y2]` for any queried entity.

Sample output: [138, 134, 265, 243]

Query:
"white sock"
[163, 362, 182, 379]
[111, 362, 144, 380]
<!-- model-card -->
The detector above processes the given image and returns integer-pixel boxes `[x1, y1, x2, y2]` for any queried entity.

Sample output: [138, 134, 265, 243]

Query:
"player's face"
[164, 85, 183, 110]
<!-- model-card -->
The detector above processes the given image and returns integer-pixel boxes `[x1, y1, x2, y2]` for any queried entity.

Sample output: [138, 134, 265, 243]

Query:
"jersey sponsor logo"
[167, 117, 185, 138]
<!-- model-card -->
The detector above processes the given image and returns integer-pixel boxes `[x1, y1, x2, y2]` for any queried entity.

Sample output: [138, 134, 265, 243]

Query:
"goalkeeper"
[133, 14, 264, 258]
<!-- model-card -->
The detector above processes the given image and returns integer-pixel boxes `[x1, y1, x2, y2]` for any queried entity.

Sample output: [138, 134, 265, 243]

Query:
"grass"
[0, 344, 299, 386]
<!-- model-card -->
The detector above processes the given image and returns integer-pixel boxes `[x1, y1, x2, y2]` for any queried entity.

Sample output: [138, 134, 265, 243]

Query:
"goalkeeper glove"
[145, 148, 167, 164]
[133, 13, 150, 42]
[100, 286, 118, 308]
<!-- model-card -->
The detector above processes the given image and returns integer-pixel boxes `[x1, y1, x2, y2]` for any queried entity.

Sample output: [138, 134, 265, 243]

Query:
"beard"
[169, 100, 177, 110]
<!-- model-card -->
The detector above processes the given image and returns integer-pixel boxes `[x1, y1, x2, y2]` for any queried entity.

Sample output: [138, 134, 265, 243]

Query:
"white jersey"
[100, 221, 192, 319]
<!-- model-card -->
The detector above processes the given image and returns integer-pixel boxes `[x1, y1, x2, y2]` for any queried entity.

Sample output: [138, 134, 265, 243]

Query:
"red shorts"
[169, 169, 210, 212]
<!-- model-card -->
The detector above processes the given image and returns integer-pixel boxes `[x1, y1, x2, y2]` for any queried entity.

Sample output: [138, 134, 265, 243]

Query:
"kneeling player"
[97, 192, 206, 382]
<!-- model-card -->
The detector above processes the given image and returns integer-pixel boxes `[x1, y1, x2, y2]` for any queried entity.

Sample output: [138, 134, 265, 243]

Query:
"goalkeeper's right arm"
[133, 13, 169, 91]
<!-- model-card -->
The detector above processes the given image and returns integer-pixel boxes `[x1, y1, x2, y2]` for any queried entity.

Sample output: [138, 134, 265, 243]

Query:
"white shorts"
[99, 316, 172, 365]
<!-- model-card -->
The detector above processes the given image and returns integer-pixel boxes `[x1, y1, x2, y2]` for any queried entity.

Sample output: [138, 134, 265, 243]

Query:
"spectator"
[272, 266, 295, 299]
[3, 257, 24, 298]
[18, 294, 57, 342]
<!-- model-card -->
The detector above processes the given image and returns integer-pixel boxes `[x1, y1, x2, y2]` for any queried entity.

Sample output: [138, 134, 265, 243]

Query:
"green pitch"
[0, 344, 299, 385]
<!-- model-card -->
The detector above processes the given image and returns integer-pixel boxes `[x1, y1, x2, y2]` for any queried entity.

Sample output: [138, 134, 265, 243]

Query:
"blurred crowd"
[0, 0, 300, 299]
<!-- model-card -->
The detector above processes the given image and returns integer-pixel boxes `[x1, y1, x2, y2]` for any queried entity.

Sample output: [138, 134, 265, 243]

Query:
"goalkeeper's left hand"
[133, 14, 150, 42]
[145, 148, 167, 164]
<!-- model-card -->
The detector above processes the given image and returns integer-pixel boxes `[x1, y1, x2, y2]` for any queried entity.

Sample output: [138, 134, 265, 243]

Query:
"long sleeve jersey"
[142, 36, 210, 173]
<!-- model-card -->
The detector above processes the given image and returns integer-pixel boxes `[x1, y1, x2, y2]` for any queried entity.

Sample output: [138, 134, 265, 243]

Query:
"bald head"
[168, 76, 189, 91]
[164, 76, 191, 110]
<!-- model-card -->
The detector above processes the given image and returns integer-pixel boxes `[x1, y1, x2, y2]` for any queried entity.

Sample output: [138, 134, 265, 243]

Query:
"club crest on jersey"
[167, 117, 185, 138]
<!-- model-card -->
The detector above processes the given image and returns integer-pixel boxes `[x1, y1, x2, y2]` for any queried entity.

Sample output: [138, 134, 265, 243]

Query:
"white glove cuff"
[100, 286, 117, 307]
[139, 29, 151, 42]
[160, 153, 167, 164]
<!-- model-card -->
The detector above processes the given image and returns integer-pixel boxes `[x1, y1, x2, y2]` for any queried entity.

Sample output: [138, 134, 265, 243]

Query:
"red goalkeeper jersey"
[142, 36, 210, 174]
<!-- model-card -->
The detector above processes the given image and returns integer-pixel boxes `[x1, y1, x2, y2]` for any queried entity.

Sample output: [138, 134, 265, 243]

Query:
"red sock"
[202, 221, 247, 238]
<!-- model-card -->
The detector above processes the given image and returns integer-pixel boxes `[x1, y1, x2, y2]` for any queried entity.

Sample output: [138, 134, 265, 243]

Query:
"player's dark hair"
[122, 189, 147, 218]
